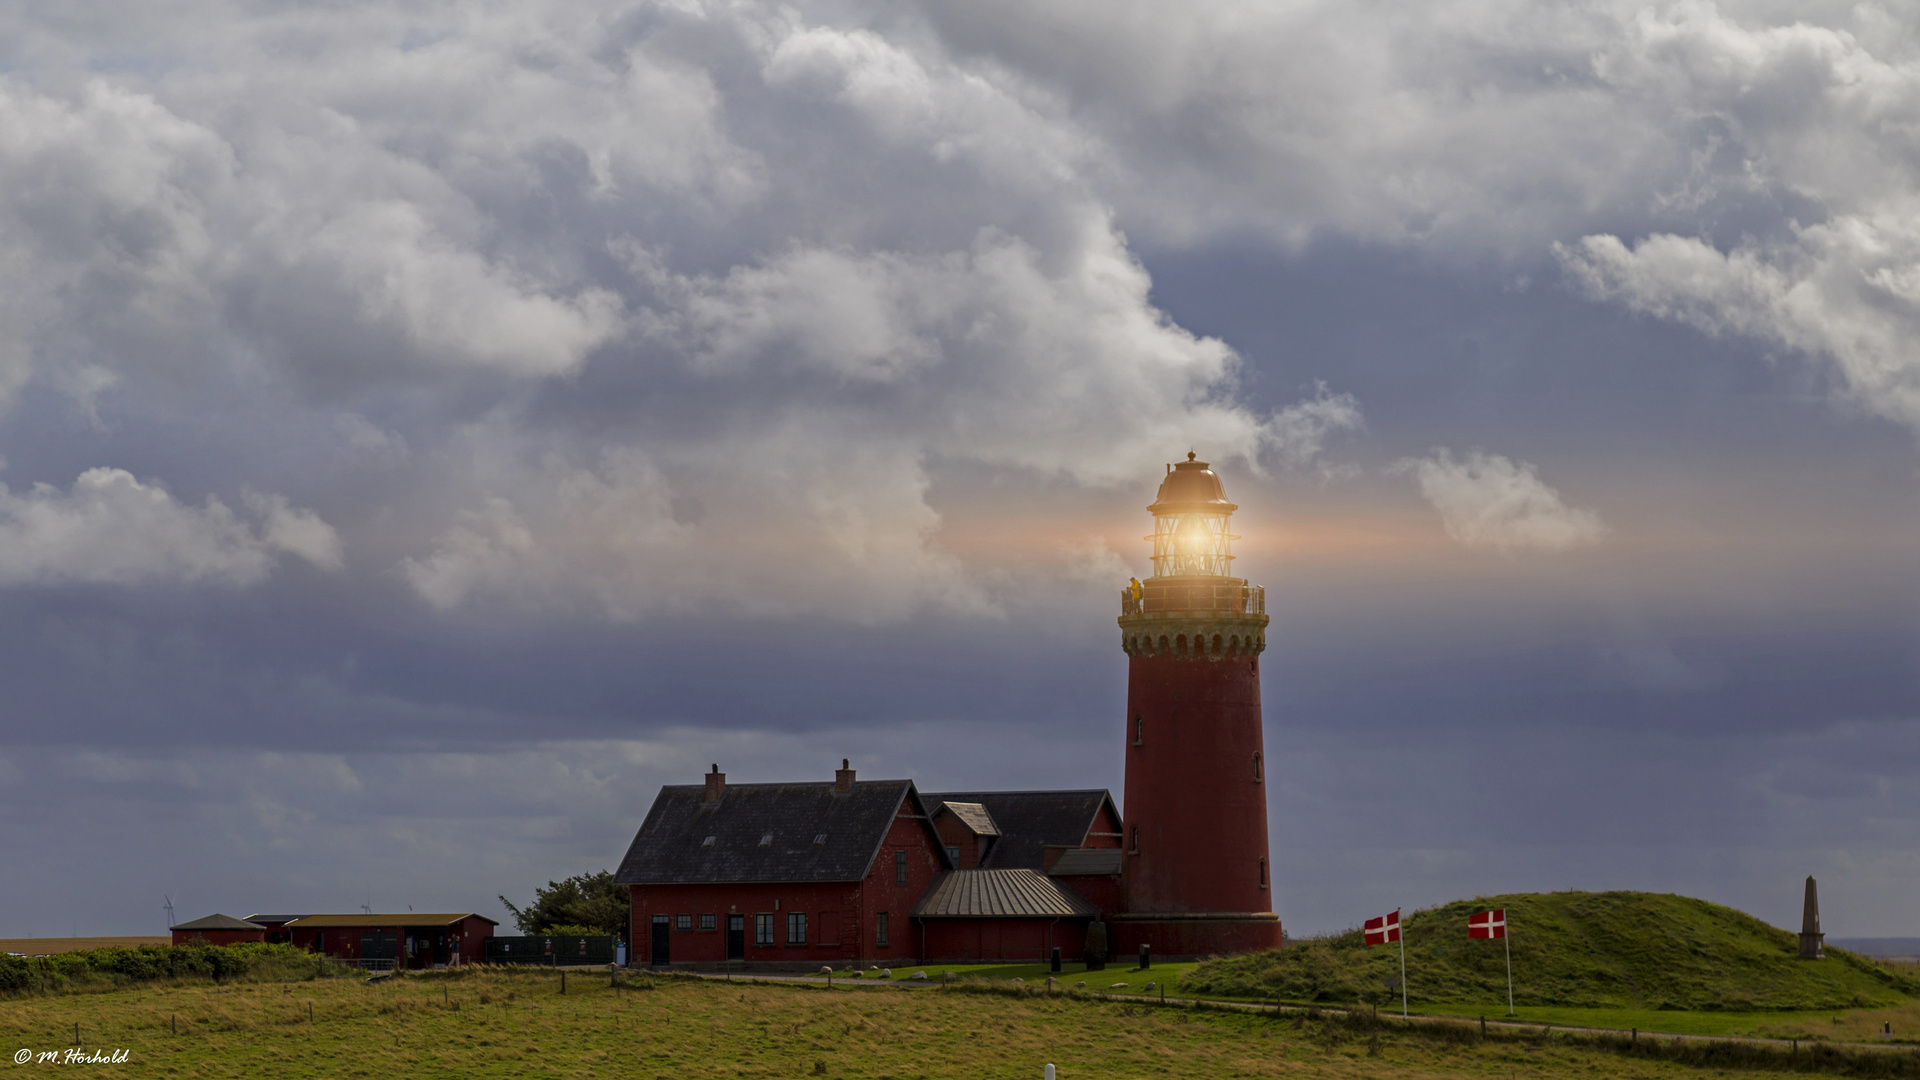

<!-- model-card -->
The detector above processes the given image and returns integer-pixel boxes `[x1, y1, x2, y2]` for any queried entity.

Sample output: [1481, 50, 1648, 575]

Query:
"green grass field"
[0, 966, 1882, 1079]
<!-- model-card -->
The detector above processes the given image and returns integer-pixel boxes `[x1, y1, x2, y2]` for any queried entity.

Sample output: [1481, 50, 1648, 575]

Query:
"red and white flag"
[1468, 909, 1506, 939]
[1364, 910, 1401, 945]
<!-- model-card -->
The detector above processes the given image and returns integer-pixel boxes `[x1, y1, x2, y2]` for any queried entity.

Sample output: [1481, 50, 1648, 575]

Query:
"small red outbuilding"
[170, 914, 268, 946]
[282, 913, 495, 969]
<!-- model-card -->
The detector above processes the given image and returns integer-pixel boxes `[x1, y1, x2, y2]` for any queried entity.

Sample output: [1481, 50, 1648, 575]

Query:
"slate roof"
[283, 914, 496, 928]
[1047, 848, 1123, 876]
[242, 914, 311, 926]
[170, 914, 265, 932]
[912, 870, 1101, 918]
[920, 790, 1120, 870]
[616, 779, 941, 885]
[938, 801, 1000, 836]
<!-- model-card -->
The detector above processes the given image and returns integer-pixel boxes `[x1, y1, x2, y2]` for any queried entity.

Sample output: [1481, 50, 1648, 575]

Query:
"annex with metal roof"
[912, 870, 1101, 919]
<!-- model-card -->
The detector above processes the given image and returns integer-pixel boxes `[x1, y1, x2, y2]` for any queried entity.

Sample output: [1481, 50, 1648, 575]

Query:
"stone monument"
[1798, 875, 1824, 960]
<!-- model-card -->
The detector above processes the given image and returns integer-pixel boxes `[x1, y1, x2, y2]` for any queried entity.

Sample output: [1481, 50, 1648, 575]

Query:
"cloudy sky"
[3, 0, 1919, 940]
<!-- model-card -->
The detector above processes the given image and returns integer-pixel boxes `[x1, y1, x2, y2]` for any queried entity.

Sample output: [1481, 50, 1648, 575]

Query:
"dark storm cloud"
[2, 0, 1920, 939]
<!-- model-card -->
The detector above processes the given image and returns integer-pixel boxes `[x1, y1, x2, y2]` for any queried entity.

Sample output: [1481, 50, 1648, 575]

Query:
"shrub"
[0, 942, 338, 996]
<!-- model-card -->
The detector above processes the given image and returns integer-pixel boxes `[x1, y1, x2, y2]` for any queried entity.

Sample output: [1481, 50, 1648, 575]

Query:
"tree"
[499, 871, 630, 939]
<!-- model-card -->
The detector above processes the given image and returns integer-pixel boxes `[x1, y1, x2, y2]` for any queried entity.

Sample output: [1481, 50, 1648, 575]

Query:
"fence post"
[1050, 947, 1061, 974]
[1044, 1065, 1055, 1080]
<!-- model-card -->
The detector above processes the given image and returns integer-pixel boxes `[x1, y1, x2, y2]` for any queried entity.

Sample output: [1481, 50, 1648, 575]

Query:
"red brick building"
[616, 765, 1124, 966]
[169, 914, 267, 946]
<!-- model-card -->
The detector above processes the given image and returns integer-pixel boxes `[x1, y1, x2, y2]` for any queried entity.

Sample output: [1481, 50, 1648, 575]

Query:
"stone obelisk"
[1798, 875, 1824, 960]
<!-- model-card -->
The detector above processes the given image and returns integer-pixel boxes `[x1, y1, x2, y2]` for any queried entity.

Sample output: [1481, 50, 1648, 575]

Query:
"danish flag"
[1469, 909, 1506, 939]
[1364, 910, 1401, 945]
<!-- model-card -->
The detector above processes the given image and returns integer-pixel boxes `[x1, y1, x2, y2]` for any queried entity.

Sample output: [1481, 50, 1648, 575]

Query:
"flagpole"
[1398, 910, 1408, 1018]
[1503, 928, 1514, 1016]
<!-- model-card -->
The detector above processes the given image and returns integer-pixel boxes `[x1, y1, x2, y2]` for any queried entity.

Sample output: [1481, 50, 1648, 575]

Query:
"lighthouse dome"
[1149, 453, 1237, 515]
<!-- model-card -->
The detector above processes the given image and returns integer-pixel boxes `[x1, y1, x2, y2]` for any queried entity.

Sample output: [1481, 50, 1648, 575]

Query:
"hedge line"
[0, 942, 335, 994]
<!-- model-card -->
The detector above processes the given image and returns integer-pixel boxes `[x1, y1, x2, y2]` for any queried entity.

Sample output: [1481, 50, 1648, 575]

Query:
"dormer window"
[701, 835, 716, 848]
[758, 833, 773, 847]
[813, 833, 827, 846]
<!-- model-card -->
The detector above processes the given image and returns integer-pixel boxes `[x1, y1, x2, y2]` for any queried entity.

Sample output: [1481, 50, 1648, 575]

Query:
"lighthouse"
[1112, 453, 1284, 957]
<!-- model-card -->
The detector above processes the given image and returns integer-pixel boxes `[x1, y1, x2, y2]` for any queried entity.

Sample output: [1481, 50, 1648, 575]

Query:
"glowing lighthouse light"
[1148, 452, 1239, 578]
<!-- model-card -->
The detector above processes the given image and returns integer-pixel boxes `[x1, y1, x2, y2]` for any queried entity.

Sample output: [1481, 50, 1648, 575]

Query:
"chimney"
[834, 758, 856, 793]
[704, 764, 725, 803]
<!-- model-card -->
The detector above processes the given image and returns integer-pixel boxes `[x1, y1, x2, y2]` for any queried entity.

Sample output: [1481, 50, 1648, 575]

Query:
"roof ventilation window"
[701, 836, 716, 848]
[759, 832, 774, 847]
[813, 833, 827, 845]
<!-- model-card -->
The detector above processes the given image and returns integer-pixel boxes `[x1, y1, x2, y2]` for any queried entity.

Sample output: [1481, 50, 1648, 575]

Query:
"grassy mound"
[1184, 891, 1920, 1011]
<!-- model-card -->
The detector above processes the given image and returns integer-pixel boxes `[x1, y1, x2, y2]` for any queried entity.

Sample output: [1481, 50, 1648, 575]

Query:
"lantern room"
[1147, 453, 1239, 578]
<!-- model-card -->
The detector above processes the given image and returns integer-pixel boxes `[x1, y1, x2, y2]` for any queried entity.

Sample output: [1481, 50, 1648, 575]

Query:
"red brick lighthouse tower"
[1113, 453, 1284, 957]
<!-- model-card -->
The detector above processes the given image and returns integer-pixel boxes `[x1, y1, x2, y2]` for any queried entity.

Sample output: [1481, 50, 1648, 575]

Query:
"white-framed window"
[876, 912, 890, 947]
[675, 914, 691, 931]
[699, 914, 716, 930]
[786, 912, 807, 945]
[754, 914, 774, 946]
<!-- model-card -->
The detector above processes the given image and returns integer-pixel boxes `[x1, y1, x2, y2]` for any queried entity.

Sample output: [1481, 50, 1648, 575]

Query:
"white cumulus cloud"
[0, 468, 342, 586]
[1397, 450, 1606, 553]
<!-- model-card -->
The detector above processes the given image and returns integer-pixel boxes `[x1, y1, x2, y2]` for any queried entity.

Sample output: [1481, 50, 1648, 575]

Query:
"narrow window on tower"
[1259, 857, 1269, 889]
[1133, 716, 1144, 746]
[895, 849, 909, 886]
[1129, 826, 1140, 855]
[876, 912, 890, 947]
[1253, 751, 1263, 782]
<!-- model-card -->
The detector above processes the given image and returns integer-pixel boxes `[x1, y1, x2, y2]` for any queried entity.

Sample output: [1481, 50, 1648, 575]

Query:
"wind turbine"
[163, 895, 177, 931]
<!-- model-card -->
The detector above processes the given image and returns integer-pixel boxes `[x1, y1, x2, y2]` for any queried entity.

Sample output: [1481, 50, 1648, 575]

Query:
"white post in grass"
[1044, 1066, 1055, 1080]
